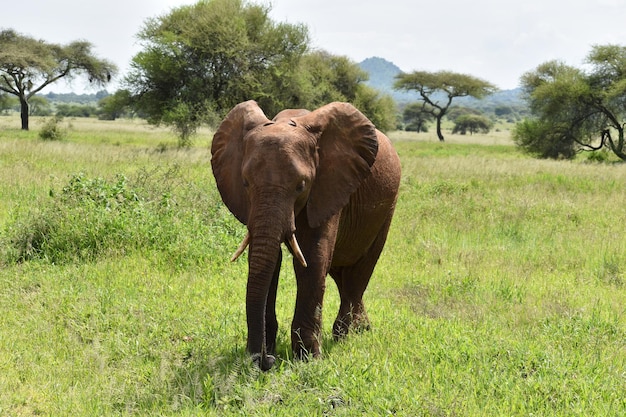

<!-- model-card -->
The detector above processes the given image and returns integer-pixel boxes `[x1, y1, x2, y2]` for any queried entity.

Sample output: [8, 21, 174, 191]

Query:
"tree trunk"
[20, 97, 29, 131]
[613, 127, 626, 160]
[435, 114, 445, 141]
[604, 126, 626, 161]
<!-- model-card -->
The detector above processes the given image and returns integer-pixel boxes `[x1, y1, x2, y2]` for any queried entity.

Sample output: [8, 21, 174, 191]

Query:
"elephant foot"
[332, 319, 349, 340]
[251, 353, 276, 371]
[352, 316, 371, 333]
[332, 311, 371, 340]
[291, 332, 322, 361]
[293, 345, 321, 362]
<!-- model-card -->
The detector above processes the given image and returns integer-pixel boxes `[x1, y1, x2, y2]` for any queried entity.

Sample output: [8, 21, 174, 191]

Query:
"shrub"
[38, 115, 69, 141]
[6, 172, 146, 263]
[2, 167, 240, 265]
[452, 114, 493, 135]
[512, 118, 577, 159]
[585, 149, 611, 163]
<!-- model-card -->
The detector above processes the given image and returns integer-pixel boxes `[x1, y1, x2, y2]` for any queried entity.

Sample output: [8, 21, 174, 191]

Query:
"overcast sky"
[3, 0, 625, 93]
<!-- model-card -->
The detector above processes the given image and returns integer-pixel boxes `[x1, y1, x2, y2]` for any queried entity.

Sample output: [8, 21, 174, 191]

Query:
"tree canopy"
[0, 29, 116, 130]
[125, 0, 309, 145]
[394, 71, 497, 141]
[513, 44, 626, 160]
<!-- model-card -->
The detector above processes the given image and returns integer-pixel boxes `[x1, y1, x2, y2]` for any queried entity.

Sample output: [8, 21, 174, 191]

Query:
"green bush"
[3, 168, 239, 265]
[585, 149, 611, 163]
[512, 118, 576, 159]
[452, 114, 493, 135]
[38, 115, 69, 141]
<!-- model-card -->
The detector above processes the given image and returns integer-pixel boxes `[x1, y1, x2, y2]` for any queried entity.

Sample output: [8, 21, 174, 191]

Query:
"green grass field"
[1, 116, 625, 416]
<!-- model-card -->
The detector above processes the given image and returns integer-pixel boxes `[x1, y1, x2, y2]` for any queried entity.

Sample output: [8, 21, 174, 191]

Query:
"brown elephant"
[211, 100, 401, 370]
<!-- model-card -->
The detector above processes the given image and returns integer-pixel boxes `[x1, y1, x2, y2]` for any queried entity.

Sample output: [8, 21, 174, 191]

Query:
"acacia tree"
[0, 29, 116, 130]
[514, 44, 626, 160]
[125, 0, 309, 145]
[394, 71, 497, 141]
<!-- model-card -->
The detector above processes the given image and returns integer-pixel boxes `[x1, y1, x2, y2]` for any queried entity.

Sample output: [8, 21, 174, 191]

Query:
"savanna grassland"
[1, 116, 625, 416]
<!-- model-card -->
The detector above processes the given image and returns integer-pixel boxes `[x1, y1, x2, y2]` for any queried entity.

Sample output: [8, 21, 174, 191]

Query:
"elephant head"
[211, 100, 378, 369]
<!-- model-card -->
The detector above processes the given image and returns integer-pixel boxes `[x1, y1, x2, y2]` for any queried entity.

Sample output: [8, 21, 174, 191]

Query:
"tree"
[446, 106, 483, 121]
[512, 118, 577, 159]
[402, 102, 435, 132]
[97, 90, 133, 120]
[394, 71, 497, 141]
[352, 84, 397, 132]
[452, 114, 493, 135]
[125, 0, 309, 145]
[0, 92, 18, 115]
[494, 105, 515, 119]
[297, 51, 367, 108]
[0, 29, 116, 130]
[514, 44, 626, 160]
[28, 95, 52, 116]
[295, 51, 397, 131]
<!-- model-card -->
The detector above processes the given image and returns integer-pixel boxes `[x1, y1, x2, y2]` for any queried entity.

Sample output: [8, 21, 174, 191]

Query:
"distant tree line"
[0, 90, 130, 119]
[44, 90, 109, 104]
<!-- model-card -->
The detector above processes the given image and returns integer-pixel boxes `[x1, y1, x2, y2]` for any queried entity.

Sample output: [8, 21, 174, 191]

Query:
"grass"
[1, 116, 625, 416]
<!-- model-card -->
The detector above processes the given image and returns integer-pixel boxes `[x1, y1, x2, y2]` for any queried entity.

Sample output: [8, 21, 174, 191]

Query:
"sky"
[2, 0, 625, 93]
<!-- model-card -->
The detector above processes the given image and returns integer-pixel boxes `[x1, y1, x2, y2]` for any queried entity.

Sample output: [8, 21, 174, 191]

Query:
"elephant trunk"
[246, 232, 281, 370]
[242, 195, 307, 370]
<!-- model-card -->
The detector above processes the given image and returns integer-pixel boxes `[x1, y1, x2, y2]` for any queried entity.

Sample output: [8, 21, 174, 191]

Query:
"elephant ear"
[294, 102, 379, 228]
[211, 100, 270, 225]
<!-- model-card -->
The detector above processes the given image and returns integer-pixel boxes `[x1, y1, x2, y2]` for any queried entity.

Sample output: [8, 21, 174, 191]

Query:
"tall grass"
[0, 118, 625, 415]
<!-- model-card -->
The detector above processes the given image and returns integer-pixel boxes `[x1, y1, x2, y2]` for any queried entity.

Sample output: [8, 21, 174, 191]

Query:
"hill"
[359, 57, 420, 102]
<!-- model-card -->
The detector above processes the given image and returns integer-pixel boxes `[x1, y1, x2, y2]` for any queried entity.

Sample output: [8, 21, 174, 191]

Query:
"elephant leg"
[290, 215, 338, 360]
[291, 271, 325, 360]
[331, 215, 394, 340]
[265, 250, 282, 355]
[330, 265, 372, 340]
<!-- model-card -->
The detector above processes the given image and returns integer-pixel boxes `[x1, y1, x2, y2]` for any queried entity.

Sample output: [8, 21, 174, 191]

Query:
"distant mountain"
[359, 56, 525, 111]
[359, 57, 419, 102]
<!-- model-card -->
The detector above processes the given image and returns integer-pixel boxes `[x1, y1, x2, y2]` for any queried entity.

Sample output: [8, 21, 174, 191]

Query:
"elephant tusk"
[231, 232, 307, 268]
[230, 232, 250, 262]
[288, 234, 308, 268]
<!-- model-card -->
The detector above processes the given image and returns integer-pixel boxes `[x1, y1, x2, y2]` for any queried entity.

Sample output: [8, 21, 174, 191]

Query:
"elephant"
[211, 100, 401, 370]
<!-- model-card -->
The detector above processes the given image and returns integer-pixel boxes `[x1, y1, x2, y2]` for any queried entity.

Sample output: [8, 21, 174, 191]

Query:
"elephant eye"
[243, 179, 249, 188]
[296, 180, 306, 193]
